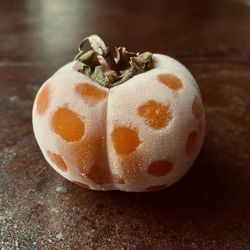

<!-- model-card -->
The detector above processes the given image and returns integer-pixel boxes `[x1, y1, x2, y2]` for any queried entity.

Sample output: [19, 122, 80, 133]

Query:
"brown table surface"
[1, 0, 250, 249]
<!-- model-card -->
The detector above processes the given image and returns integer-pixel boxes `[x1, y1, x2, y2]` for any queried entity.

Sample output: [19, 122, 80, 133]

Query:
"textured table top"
[1, 0, 250, 249]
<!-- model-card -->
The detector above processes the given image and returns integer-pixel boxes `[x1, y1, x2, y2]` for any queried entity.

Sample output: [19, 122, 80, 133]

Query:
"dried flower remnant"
[73, 34, 153, 88]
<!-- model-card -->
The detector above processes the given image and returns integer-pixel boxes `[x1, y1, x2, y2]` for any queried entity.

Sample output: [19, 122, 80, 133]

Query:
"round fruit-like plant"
[32, 35, 205, 192]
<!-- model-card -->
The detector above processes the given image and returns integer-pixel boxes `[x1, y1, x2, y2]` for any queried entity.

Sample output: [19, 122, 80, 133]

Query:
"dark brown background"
[1, 0, 250, 249]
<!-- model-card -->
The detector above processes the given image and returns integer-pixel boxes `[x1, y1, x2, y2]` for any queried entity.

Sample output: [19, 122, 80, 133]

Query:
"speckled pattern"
[1, 0, 250, 249]
[32, 55, 205, 192]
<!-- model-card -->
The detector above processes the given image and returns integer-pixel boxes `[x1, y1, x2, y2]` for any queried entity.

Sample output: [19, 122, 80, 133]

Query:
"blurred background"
[0, 0, 250, 249]
[1, 0, 250, 65]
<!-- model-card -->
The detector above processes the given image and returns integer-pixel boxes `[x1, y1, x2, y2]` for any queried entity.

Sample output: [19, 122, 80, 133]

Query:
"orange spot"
[145, 184, 168, 192]
[158, 74, 183, 90]
[52, 107, 85, 142]
[75, 83, 108, 105]
[36, 84, 50, 114]
[86, 164, 124, 185]
[72, 181, 90, 189]
[75, 139, 98, 174]
[120, 154, 144, 184]
[61, 135, 103, 177]
[186, 131, 198, 155]
[147, 160, 174, 176]
[112, 127, 141, 155]
[192, 96, 203, 119]
[138, 100, 172, 129]
[62, 135, 120, 186]
[47, 151, 68, 172]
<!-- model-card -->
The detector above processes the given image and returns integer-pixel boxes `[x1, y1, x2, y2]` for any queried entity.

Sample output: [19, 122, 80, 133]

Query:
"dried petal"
[91, 66, 118, 87]
[73, 61, 91, 77]
[87, 34, 109, 56]
[77, 50, 99, 68]
[115, 47, 137, 70]
[132, 52, 153, 70]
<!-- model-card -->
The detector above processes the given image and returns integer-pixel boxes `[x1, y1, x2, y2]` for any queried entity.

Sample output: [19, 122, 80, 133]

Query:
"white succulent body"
[32, 54, 205, 192]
